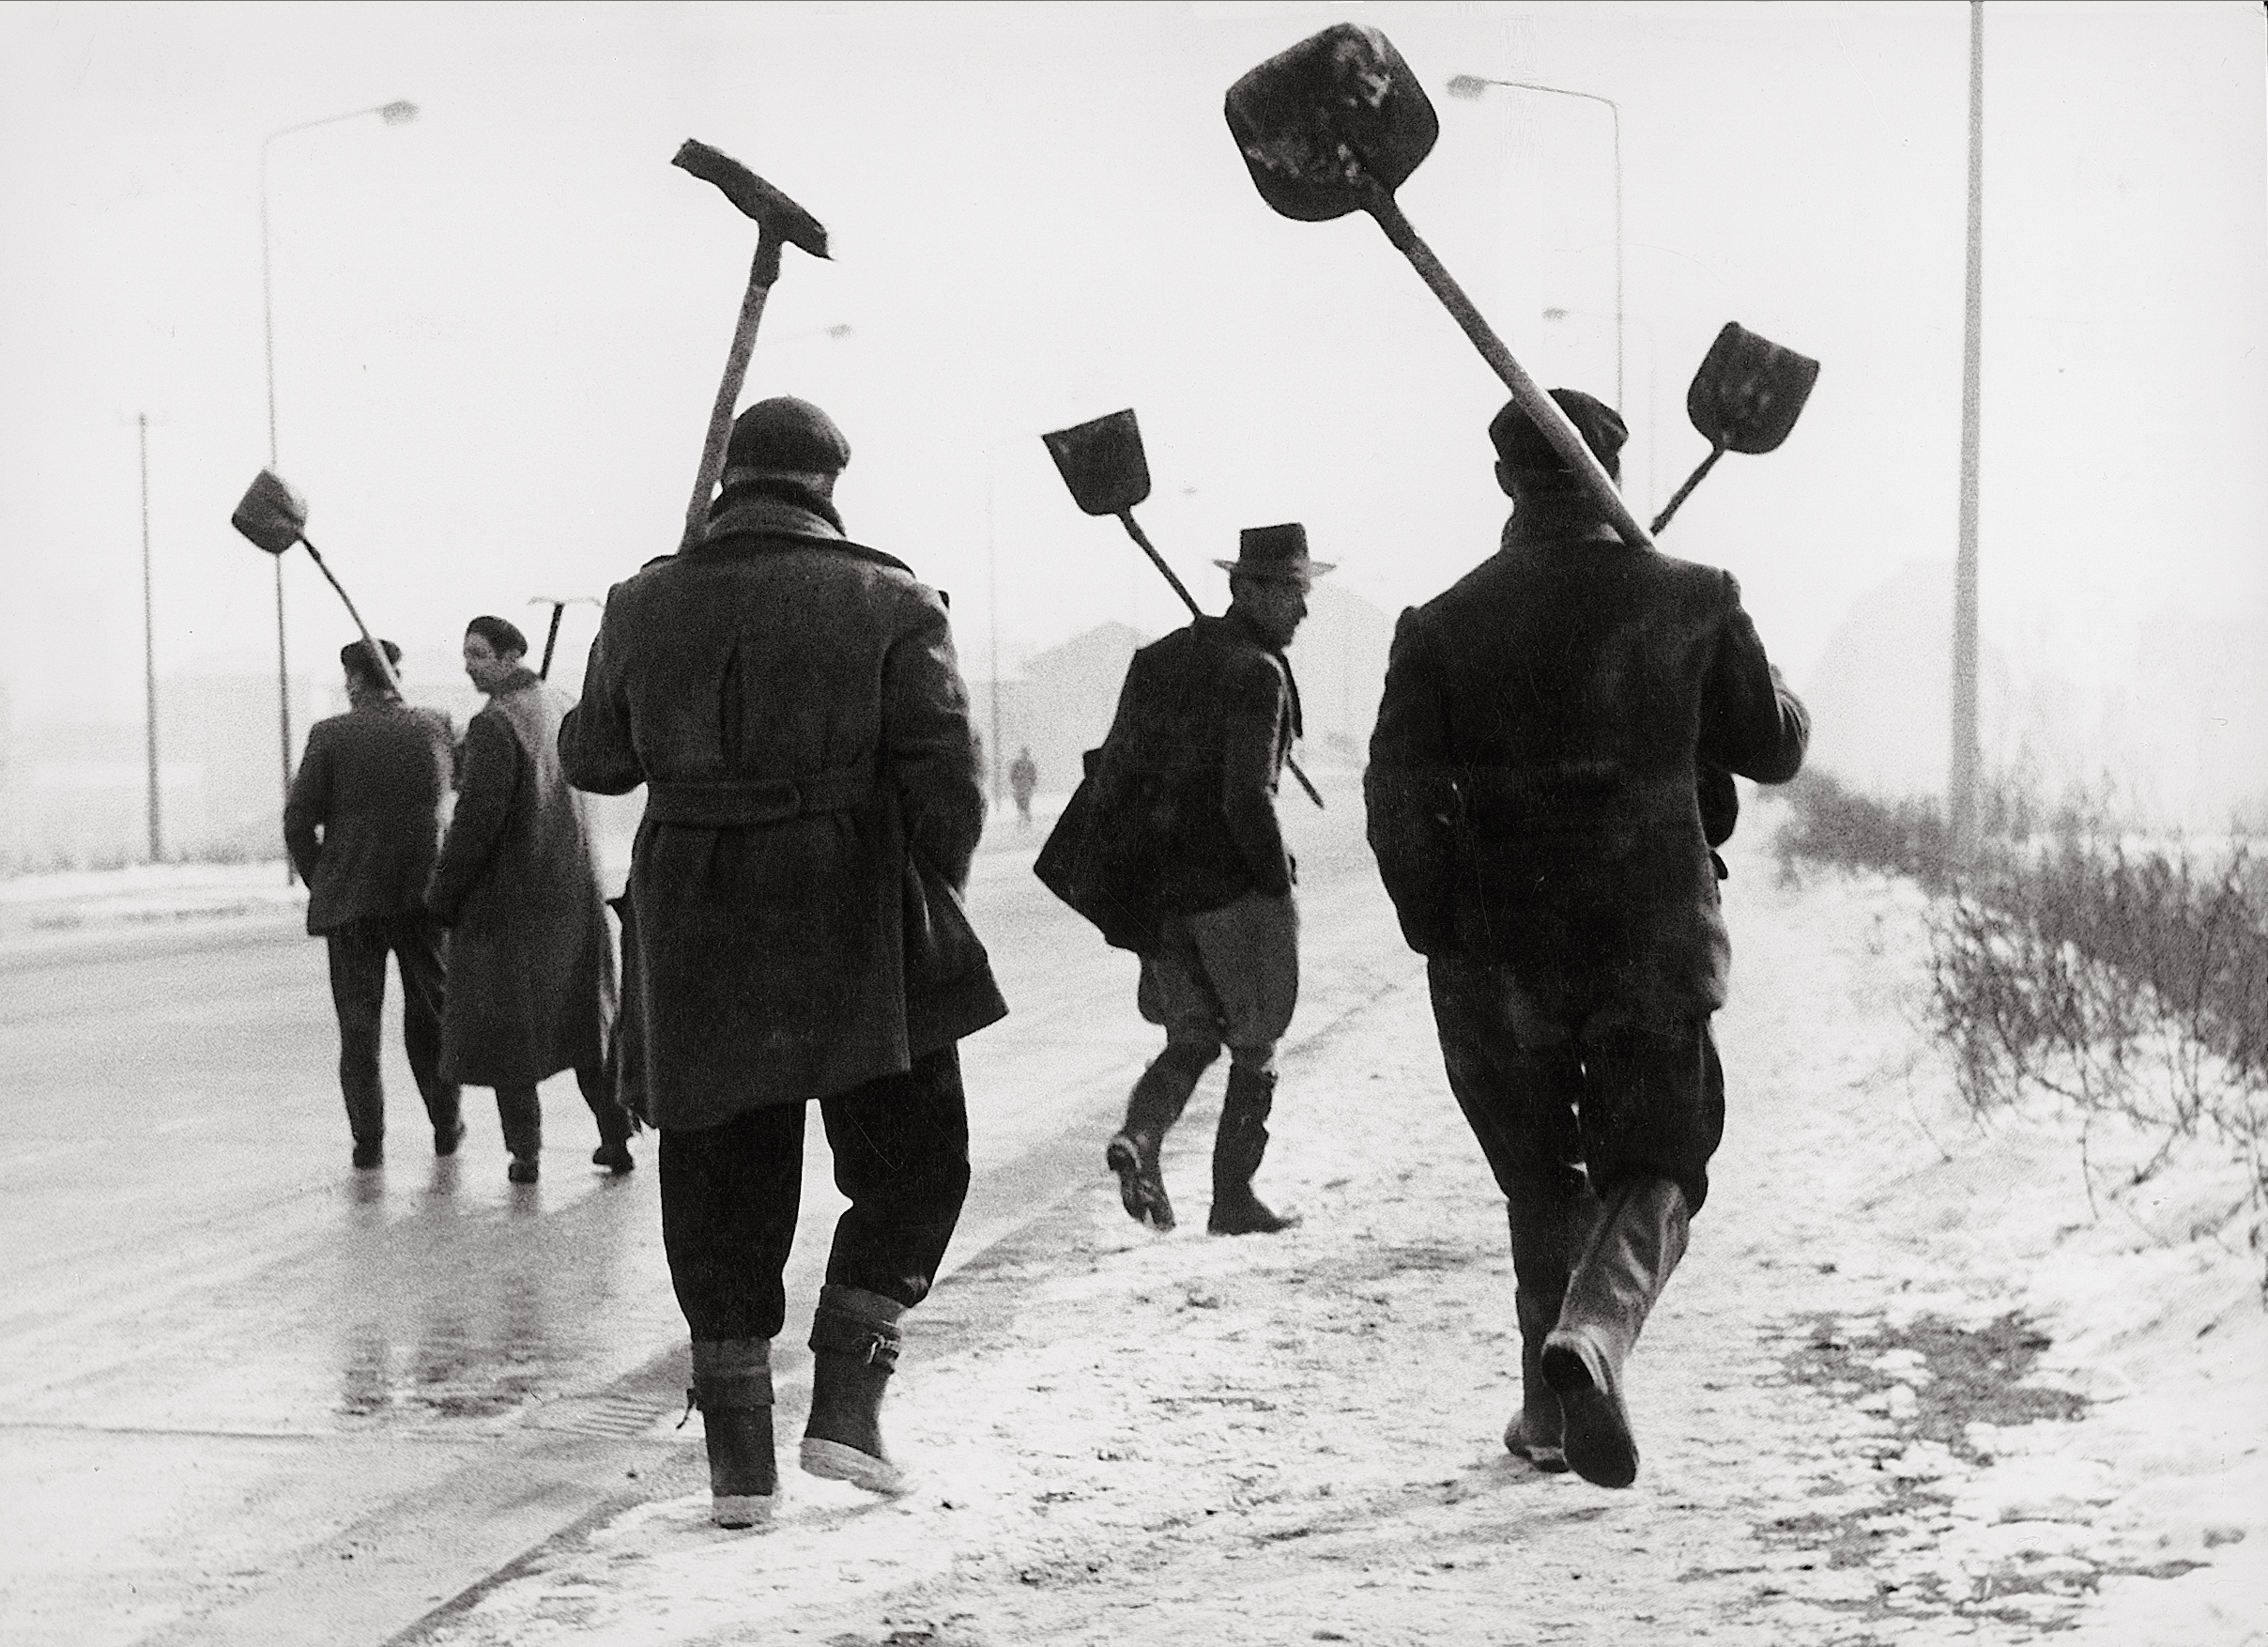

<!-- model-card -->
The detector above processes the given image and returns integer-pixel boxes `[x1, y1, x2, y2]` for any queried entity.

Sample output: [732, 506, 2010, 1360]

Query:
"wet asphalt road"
[0, 777, 1395, 1647]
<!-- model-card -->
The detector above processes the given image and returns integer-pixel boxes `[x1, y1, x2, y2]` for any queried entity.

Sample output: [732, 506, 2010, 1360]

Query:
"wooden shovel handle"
[1364, 191, 1655, 552]
[298, 536, 403, 698]
[682, 234, 781, 550]
[1116, 511, 1326, 811]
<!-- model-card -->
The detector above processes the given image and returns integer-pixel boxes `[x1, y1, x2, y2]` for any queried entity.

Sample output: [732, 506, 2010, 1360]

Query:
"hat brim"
[1214, 559, 1335, 577]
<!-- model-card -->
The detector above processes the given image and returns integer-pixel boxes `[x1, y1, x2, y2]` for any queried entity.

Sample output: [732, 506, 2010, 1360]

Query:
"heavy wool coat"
[558, 493, 1005, 1131]
[426, 668, 616, 1087]
[284, 697, 456, 932]
[1365, 519, 1810, 1015]
[1092, 611, 1299, 919]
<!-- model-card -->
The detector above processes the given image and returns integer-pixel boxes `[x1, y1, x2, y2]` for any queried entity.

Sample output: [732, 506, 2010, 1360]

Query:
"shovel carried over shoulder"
[229, 468, 402, 697]
[1040, 408, 1325, 809]
[1649, 322, 1820, 534]
[1225, 24, 1651, 550]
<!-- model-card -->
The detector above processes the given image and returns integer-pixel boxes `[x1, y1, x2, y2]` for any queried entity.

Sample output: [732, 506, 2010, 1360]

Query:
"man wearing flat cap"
[426, 613, 633, 1184]
[1091, 522, 1324, 1238]
[561, 394, 1005, 1528]
[1365, 388, 1809, 1489]
[284, 638, 460, 1170]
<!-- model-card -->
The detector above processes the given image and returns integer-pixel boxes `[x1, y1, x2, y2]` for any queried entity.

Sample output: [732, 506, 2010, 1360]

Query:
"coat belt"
[645, 764, 872, 827]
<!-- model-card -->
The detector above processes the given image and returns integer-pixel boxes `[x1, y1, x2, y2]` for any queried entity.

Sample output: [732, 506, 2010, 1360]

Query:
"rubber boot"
[1106, 1043, 1214, 1232]
[1541, 1177, 1690, 1488]
[690, 1337, 776, 1529]
[1207, 1066, 1297, 1236]
[802, 1285, 911, 1495]
[1501, 1188, 1598, 1471]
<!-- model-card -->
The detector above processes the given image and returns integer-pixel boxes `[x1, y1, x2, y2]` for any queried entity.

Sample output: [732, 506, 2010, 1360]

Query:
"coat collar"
[488, 665, 542, 698]
[694, 494, 917, 579]
[1500, 512, 1631, 552]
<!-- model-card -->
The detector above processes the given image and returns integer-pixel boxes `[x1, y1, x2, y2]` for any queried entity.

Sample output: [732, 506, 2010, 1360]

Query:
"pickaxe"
[527, 594, 603, 680]
[1041, 408, 1326, 810]
[671, 140, 829, 550]
[229, 467, 402, 697]
[1226, 25, 1652, 549]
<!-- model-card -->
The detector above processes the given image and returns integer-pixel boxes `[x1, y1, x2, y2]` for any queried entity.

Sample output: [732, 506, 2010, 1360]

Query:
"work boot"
[1106, 1043, 1213, 1231]
[1207, 1066, 1297, 1236]
[690, 1337, 776, 1529]
[801, 1285, 910, 1495]
[1501, 1187, 1597, 1472]
[1541, 1177, 1691, 1489]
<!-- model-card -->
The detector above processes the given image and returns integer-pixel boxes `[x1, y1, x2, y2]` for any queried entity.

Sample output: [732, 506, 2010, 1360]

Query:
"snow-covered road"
[406, 810, 2267, 1646]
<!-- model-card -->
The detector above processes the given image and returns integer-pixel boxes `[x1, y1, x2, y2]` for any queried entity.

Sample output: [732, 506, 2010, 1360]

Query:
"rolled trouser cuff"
[691, 1337, 774, 1408]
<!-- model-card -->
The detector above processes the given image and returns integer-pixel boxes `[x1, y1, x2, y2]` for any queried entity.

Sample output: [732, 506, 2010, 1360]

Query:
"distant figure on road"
[284, 639, 461, 1171]
[1008, 746, 1038, 828]
[561, 396, 1005, 1529]
[1365, 390, 1810, 1488]
[426, 614, 634, 1185]
[1094, 523, 1323, 1238]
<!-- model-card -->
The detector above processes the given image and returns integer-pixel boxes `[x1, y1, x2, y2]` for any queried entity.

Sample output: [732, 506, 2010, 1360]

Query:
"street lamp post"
[139, 412, 161, 865]
[1446, 73, 1623, 411]
[260, 100, 418, 881]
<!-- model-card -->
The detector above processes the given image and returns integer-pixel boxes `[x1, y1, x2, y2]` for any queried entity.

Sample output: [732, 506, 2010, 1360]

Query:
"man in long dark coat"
[1096, 524, 1322, 1238]
[1365, 390, 1809, 1489]
[559, 395, 1005, 1530]
[284, 639, 460, 1169]
[426, 614, 633, 1184]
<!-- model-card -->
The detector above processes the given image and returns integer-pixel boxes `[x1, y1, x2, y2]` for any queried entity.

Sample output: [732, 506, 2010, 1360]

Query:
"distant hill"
[1804, 562, 2268, 829]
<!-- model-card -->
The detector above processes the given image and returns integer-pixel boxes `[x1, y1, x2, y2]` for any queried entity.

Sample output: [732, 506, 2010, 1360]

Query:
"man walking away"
[427, 615, 634, 1184]
[284, 639, 460, 1170]
[1100, 524, 1322, 1238]
[1008, 746, 1038, 828]
[561, 396, 1006, 1529]
[1365, 390, 1808, 1487]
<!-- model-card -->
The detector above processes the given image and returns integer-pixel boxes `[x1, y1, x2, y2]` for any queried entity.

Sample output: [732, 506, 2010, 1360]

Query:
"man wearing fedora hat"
[1366, 389, 1808, 1488]
[562, 394, 1006, 1527]
[1094, 521, 1327, 1238]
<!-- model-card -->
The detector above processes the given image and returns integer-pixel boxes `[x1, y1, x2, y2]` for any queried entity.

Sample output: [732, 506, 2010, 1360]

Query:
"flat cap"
[1489, 388, 1626, 482]
[725, 394, 851, 476]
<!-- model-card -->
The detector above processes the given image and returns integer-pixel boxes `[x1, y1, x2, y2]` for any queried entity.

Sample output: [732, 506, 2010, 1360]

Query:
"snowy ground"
[395, 825, 2267, 1647]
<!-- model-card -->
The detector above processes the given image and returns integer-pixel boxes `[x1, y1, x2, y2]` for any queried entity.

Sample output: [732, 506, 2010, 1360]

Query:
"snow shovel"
[527, 594, 603, 680]
[229, 468, 401, 696]
[672, 140, 830, 550]
[1225, 24, 1651, 550]
[1648, 322, 1821, 534]
[1041, 408, 1325, 809]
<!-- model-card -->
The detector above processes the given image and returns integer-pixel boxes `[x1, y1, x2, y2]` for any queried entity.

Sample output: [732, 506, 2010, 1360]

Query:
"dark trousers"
[325, 912, 460, 1147]
[493, 1063, 633, 1161]
[659, 1046, 972, 1343]
[1426, 956, 1724, 1217]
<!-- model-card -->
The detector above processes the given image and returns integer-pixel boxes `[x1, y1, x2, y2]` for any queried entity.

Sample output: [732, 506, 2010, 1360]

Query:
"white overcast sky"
[1, 0, 2261, 724]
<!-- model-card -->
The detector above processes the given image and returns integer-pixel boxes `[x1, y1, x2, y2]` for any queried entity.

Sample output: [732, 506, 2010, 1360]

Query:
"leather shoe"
[591, 1141, 634, 1174]
[433, 1120, 467, 1157]
[351, 1141, 383, 1170]
[507, 1157, 540, 1185]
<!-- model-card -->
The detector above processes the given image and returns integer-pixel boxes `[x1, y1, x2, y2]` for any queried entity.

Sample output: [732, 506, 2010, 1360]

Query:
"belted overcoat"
[425, 669, 616, 1087]
[558, 494, 1005, 1131]
[1365, 519, 1809, 1014]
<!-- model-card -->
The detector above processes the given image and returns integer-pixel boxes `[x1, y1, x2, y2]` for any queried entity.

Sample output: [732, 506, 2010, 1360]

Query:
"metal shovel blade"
[230, 467, 309, 556]
[1686, 322, 1820, 455]
[1041, 409, 1152, 517]
[1225, 23, 1438, 223]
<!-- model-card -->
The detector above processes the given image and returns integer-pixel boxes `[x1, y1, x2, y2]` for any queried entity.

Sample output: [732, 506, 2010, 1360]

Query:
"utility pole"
[139, 413, 163, 864]
[1950, 0, 1984, 854]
